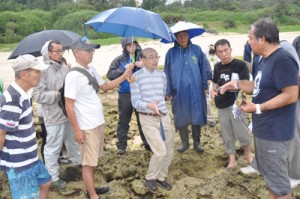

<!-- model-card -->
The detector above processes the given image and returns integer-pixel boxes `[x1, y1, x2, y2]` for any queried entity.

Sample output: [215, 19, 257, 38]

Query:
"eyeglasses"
[50, 50, 64, 55]
[144, 56, 160, 60]
[217, 48, 231, 54]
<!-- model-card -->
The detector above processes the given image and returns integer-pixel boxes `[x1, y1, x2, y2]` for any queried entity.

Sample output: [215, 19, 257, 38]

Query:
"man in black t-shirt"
[211, 39, 252, 169]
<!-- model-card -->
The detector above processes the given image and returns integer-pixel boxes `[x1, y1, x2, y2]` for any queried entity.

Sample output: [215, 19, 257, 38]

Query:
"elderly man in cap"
[33, 40, 81, 190]
[0, 54, 51, 199]
[107, 37, 150, 155]
[65, 37, 132, 199]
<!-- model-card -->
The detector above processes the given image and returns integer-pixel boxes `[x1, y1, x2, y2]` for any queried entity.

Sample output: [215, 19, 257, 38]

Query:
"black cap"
[72, 37, 100, 50]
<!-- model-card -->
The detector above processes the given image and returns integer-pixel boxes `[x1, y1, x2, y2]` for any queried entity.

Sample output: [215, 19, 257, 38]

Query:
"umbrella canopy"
[84, 6, 173, 42]
[161, 21, 206, 43]
[8, 30, 81, 59]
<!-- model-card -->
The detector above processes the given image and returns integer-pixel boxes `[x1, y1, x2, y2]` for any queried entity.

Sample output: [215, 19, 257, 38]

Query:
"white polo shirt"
[64, 64, 105, 130]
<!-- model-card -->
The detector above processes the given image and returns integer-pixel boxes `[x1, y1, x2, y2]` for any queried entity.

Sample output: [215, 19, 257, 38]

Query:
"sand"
[1, 31, 300, 88]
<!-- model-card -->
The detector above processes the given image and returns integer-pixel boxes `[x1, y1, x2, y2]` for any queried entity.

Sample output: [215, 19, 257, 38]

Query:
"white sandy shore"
[1, 31, 300, 88]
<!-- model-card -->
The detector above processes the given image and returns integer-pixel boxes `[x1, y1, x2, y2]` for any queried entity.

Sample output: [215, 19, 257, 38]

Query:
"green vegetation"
[0, 0, 299, 51]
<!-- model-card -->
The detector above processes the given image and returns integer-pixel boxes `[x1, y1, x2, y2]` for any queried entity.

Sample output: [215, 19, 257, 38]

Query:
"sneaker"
[117, 149, 126, 155]
[51, 179, 66, 190]
[157, 180, 172, 190]
[240, 165, 260, 175]
[58, 157, 72, 164]
[145, 179, 157, 192]
[290, 178, 300, 189]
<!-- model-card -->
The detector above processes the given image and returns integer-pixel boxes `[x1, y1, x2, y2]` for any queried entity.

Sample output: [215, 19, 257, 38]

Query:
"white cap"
[12, 54, 48, 72]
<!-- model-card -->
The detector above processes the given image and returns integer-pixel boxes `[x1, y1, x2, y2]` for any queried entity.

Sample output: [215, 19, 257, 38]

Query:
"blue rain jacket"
[164, 40, 211, 128]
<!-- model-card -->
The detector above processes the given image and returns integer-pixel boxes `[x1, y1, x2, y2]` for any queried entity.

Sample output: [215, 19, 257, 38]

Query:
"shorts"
[255, 137, 291, 197]
[6, 159, 51, 199]
[79, 125, 105, 166]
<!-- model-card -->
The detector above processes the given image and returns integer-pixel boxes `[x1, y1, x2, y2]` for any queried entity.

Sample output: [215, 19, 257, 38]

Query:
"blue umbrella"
[84, 6, 173, 42]
[161, 21, 206, 43]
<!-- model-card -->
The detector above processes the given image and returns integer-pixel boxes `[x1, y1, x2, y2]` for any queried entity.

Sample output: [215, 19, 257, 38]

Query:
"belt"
[138, 112, 166, 117]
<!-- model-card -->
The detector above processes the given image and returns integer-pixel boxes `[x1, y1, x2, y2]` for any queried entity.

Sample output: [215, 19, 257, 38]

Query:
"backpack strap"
[70, 67, 99, 93]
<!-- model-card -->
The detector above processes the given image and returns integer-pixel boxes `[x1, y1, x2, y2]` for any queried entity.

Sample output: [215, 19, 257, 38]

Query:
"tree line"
[0, 0, 299, 43]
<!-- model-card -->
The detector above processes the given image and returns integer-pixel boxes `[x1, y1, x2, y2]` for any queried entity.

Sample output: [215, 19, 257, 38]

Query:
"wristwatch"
[255, 104, 262, 114]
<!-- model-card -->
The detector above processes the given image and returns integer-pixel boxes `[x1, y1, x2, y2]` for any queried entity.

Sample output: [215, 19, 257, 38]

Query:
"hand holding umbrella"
[125, 63, 135, 83]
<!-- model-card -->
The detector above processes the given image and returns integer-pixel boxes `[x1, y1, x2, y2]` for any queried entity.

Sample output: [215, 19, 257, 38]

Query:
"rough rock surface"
[0, 91, 300, 199]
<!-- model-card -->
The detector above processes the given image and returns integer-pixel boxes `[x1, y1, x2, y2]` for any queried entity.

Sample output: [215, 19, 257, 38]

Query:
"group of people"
[0, 17, 299, 199]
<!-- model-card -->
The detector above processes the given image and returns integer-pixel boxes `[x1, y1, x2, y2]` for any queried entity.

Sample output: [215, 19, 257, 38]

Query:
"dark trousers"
[178, 124, 201, 143]
[117, 93, 149, 150]
[39, 117, 47, 163]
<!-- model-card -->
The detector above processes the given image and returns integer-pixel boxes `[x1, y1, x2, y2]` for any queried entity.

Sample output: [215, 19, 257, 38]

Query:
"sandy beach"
[1, 31, 300, 88]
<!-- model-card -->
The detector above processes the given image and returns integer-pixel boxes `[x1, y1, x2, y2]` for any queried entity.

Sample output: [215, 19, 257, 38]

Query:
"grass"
[0, 43, 17, 52]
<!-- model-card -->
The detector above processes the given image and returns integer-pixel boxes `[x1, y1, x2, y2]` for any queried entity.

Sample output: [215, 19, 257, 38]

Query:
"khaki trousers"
[140, 114, 175, 181]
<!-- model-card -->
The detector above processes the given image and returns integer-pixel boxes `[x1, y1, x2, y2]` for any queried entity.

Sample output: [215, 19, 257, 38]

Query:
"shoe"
[177, 130, 190, 153]
[85, 187, 110, 198]
[117, 149, 126, 155]
[58, 157, 72, 164]
[145, 179, 157, 192]
[193, 144, 205, 153]
[240, 165, 260, 175]
[51, 179, 66, 190]
[208, 122, 215, 127]
[144, 145, 152, 152]
[177, 143, 190, 153]
[157, 180, 172, 190]
[290, 178, 300, 189]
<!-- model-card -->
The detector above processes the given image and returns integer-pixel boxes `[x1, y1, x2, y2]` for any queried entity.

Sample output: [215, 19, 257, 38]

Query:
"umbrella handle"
[126, 60, 136, 83]
[127, 75, 136, 83]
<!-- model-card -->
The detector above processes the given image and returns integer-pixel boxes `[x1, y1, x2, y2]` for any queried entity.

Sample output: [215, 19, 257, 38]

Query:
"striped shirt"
[130, 67, 168, 114]
[0, 82, 38, 172]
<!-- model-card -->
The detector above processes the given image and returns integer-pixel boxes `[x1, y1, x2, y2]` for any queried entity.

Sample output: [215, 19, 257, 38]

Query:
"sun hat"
[12, 54, 48, 72]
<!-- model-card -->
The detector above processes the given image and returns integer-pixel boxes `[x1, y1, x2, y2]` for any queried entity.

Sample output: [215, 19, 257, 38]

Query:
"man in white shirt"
[64, 37, 131, 199]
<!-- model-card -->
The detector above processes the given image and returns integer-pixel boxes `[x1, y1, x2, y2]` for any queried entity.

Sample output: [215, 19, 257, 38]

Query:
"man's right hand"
[126, 63, 135, 70]
[220, 80, 238, 94]
[210, 90, 218, 101]
[165, 96, 172, 101]
[123, 69, 132, 79]
[74, 130, 86, 144]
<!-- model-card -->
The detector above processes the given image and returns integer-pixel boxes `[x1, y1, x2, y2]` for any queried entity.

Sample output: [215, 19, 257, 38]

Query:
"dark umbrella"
[8, 30, 81, 59]
[84, 6, 173, 42]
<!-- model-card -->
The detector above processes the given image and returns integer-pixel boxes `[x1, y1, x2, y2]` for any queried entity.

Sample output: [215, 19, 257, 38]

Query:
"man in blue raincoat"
[164, 30, 212, 153]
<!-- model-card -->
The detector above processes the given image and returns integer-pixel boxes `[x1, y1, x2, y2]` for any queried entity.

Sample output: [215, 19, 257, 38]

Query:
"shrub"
[52, 10, 101, 38]
[223, 19, 237, 29]
[162, 14, 186, 25]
